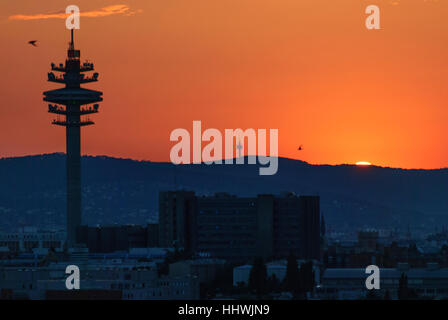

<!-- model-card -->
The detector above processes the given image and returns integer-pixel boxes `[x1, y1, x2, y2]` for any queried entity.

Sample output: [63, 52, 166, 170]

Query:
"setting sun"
[356, 161, 372, 166]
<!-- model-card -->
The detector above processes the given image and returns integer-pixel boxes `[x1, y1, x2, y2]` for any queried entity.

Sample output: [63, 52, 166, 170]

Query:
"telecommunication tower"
[43, 29, 103, 246]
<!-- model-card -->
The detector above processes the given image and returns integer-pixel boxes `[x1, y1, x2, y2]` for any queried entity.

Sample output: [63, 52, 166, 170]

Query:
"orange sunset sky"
[0, 0, 447, 169]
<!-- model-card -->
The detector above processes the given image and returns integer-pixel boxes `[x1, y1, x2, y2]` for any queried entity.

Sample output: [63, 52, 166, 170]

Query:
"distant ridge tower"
[43, 29, 103, 247]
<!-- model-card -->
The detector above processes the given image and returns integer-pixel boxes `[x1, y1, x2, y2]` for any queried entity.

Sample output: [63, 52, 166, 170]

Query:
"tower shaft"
[66, 106, 81, 245]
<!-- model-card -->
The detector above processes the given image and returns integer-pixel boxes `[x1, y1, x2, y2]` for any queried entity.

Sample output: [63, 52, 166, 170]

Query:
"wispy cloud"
[390, 0, 439, 5]
[9, 4, 142, 21]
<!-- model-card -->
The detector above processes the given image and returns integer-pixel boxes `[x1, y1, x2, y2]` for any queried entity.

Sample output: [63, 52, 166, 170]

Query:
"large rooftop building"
[321, 265, 448, 299]
[159, 191, 321, 262]
[0, 254, 199, 300]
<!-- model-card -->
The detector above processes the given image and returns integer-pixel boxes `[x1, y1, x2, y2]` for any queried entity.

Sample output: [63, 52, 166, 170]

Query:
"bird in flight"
[298, 145, 303, 151]
[28, 40, 38, 47]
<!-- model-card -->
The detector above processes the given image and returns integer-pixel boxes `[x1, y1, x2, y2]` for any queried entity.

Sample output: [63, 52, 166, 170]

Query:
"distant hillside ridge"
[0, 153, 447, 231]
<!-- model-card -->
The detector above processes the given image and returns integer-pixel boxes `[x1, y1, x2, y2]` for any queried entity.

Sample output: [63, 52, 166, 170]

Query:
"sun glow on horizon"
[356, 161, 372, 166]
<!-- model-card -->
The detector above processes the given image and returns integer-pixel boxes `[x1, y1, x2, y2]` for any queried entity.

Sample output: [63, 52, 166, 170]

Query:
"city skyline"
[1, 0, 448, 169]
[2, 1, 448, 302]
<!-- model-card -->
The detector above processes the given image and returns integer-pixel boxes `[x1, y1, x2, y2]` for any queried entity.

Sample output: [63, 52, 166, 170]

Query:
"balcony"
[80, 73, 99, 83]
[50, 62, 66, 72]
[47, 72, 65, 83]
[80, 62, 94, 72]
[48, 104, 99, 115]
[52, 119, 95, 127]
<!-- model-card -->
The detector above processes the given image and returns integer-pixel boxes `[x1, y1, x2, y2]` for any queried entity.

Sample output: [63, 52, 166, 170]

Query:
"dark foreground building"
[76, 224, 159, 253]
[159, 191, 321, 262]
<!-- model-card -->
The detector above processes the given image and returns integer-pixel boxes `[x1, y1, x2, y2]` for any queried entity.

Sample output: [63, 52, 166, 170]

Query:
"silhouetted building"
[358, 230, 379, 253]
[147, 223, 159, 247]
[158, 191, 321, 262]
[169, 259, 226, 284]
[43, 29, 103, 247]
[320, 264, 448, 300]
[76, 224, 158, 253]
[0, 229, 65, 253]
[158, 191, 196, 250]
[0, 258, 198, 300]
[274, 194, 320, 260]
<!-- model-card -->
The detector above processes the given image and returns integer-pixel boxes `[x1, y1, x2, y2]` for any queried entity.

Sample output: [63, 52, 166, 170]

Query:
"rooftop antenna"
[69, 29, 74, 50]
[237, 139, 243, 159]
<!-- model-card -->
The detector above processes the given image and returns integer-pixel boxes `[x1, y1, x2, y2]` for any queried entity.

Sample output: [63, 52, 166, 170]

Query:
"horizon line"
[1, 152, 448, 171]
